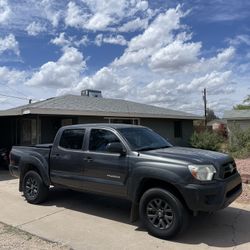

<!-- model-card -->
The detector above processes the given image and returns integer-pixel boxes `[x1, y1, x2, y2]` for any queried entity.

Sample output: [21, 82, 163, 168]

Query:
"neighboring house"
[0, 90, 201, 148]
[207, 119, 227, 136]
[223, 110, 250, 135]
[207, 119, 227, 131]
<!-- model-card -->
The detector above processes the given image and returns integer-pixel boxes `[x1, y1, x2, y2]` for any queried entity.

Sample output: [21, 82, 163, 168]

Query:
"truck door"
[82, 128, 129, 197]
[50, 128, 86, 189]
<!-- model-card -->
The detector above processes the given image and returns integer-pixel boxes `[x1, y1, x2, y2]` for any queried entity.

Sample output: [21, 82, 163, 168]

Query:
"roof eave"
[0, 107, 202, 120]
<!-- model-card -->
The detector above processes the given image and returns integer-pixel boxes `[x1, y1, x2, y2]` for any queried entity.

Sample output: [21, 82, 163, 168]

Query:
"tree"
[206, 108, 218, 122]
[234, 95, 250, 110]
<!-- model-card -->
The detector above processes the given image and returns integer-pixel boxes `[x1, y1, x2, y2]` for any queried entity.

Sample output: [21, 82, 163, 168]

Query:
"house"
[223, 110, 250, 135]
[0, 90, 201, 148]
[207, 119, 227, 137]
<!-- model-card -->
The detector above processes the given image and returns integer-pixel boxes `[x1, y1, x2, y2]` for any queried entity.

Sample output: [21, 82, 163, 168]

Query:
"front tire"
[139, 188, 189, 239]
[23, 171, 49, 204]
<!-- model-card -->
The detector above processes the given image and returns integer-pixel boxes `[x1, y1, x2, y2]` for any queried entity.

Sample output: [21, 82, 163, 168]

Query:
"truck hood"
[141, 146, 233, 166]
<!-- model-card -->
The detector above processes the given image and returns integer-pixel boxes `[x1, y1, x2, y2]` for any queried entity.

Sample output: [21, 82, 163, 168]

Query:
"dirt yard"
[0, 222, 70, 250]
[235, 158, 250, 203]
[235, 158, 250, 182]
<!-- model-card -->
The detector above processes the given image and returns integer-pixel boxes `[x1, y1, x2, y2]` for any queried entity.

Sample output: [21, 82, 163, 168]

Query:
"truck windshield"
[118, 127, 172, 151]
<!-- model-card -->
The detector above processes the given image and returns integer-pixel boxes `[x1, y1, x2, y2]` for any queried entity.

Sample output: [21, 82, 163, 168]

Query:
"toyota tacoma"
[9, 124, 242, 238]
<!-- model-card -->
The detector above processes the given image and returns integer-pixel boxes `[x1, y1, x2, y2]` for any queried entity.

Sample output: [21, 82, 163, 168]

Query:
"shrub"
[228, 124, 250, 158]
[190, 130, 224, 151]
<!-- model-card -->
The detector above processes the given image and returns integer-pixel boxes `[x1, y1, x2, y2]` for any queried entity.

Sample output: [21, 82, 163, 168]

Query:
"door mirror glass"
[106, 142, 125, 155]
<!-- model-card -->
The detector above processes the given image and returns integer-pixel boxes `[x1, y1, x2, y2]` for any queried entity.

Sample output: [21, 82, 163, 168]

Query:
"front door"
[50, 128, 86, 188]
[83, 128, 129, 197]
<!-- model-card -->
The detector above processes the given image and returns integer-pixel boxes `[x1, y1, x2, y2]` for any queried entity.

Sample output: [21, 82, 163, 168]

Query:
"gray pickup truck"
[9, 124, 242, 238]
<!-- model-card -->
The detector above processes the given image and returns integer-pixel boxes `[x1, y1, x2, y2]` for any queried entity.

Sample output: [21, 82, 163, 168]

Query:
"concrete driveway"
[0, 170, 249, 250]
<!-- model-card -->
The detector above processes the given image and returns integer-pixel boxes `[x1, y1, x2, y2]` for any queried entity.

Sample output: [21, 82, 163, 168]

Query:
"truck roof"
[61, 123, 144, 130]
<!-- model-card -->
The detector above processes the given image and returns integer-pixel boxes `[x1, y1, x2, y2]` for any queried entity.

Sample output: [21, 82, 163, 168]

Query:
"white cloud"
[0, 3, 243, 115]
[58, 66, 133, 98]
[26, 47, 86, 87]
[177, 71, 235, 93]
[85, 12, 112, 31]
[51, 32, 71, 47]
[65, 0, 152, 32]
[113, 6, 184, 66]
[26, 21, 46, 36]
[0, 66, 26, 85]
[57, 6, 238, 116]
[228, 34, 250, 47]
[51, 33, 89, 48]
[94, 34, 103, 46]
[0, 0, 11, 23]
[118, 17, 148, 32]
[103, 35, 127, 46]
[65, 1, 88, 28]
[40, 0, 62, 27]
[74, 35, 89, 47]
[150, 41, 201, 71]
[0, 34, 19, 56]
[94, 34, 127, 46]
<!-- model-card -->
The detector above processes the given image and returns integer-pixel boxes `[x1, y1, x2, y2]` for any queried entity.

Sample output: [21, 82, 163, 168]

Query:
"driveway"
[0, 170, 249, 250]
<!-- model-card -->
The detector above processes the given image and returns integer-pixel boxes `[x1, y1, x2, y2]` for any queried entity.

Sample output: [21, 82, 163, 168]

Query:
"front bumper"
[179, 173, 242, 212]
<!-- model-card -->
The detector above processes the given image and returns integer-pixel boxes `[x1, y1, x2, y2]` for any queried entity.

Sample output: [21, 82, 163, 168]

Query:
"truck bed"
[9, 144, 52, 178]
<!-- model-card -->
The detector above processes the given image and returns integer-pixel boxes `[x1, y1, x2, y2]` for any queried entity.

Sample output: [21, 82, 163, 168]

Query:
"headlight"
[188, 164, 216, 181]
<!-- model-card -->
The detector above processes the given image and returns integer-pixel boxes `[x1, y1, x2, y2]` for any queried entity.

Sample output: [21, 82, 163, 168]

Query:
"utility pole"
[203, 88, 207, 128]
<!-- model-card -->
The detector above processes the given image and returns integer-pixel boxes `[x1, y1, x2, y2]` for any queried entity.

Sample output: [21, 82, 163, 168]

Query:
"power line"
[4, 85, 29, 98]
[0, 93, 30, 101]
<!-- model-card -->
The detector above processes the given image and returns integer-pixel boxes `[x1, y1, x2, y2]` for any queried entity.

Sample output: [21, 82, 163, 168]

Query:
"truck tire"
[139, 188, 189, 239]
[23, 170, 49, 204]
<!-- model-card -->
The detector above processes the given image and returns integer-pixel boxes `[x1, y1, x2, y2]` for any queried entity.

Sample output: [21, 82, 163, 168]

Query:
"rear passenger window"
[59, 129, 85, 150]
[89, 129, 120, 152]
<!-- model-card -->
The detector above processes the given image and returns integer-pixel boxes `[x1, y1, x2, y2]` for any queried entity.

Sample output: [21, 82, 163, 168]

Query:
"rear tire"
[139, 188, 189, 239]
[23, 171, 49, 204]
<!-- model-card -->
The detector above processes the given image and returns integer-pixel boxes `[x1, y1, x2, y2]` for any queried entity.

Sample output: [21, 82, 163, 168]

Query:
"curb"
[241, 174, 250, 184]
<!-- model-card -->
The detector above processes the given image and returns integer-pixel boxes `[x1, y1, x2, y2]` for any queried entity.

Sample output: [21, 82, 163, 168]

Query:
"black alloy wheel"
[139, 188, 189, 239]
[23, 171, 49, 204]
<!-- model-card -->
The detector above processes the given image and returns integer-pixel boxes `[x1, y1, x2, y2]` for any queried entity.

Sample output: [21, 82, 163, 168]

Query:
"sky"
[0, 0, 250, 116]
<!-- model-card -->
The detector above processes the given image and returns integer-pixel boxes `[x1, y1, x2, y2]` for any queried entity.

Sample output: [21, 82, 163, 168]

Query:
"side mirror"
[106, 142, 126, 155]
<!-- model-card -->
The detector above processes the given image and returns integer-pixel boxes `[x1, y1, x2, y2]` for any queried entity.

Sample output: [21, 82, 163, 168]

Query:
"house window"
[59, 129, 85, 150]
[105, 117, 140, 125]
[174, 121, 182, 138]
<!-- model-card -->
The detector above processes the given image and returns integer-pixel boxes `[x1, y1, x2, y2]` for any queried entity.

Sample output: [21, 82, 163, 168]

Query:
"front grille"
[220, 162, 237, 179]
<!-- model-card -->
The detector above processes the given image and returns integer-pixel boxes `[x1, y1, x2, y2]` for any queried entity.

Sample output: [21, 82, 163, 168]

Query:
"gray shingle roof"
[0, 95, 201, 119]
[223, 110, 250, 120]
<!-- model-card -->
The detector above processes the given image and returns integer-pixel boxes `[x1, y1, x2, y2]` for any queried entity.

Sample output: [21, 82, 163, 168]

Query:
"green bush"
[228, 124, 250, 158]
[190, 130, 224, 151]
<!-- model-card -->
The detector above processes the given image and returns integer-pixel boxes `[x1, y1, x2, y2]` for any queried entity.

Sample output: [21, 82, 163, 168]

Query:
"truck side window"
[59, 129, 85, 150]
[89, 129, 120, 152]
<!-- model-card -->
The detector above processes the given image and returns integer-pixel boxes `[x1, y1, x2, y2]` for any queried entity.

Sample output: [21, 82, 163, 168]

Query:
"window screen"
[89, 129, 120, 152]
[59, 129, 85, 150]
[174, 121, 182, 138]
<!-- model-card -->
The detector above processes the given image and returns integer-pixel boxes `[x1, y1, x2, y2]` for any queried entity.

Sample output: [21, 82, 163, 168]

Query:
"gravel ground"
[0, 222, 70, 250]
[235, 158, 250, 204]
[235, 158, 250, 177]
[237, 183, 250, 204]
